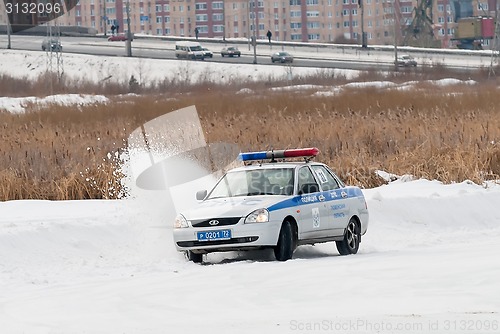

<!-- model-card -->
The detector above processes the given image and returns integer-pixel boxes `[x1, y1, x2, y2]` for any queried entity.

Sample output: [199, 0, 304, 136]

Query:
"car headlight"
[245, 209, 269, 224]
[174, 214, 189, 228]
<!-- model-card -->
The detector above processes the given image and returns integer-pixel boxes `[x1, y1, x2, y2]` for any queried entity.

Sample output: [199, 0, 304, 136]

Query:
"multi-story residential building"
[4, 0, 499, 48]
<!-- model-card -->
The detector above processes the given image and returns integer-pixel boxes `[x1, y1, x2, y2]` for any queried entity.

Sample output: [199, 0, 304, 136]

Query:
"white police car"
[173, 148, 369, 263]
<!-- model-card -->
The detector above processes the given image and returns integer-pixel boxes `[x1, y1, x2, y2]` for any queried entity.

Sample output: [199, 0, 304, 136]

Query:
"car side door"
[310, 165, 350, 237]
[296, 166, 327, 239]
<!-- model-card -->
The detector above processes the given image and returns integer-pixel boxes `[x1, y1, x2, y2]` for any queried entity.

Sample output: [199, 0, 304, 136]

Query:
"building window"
[212, 2, 224, 9]
[308, 33, 320, 40]
[307, 11, 320, 17]
[401, 6, 412, 13]
[196, 14, 208, 21]
[213, 25, 224, 32]
[291, 34, 302, 40]
[164, 4, 169, 11]
[306, 0, 319, 4]
[196, 3, 207, 10]
[478, 3, 488, 10]
[290, 22, 301, 28]
[213, 13, 223, 21]
[155, 5, 161, 12]
[307, 21, 320, 28]
[290, 10, 301, 17]
[156, 17, 162, 23]
[290, 0, 301, 5]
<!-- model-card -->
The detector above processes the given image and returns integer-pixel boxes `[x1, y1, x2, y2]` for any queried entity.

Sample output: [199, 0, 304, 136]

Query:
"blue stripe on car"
[267, 188, 363, 212]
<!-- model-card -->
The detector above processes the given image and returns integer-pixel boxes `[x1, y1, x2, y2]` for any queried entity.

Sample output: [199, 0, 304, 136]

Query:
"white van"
[175, 41, 205, 60]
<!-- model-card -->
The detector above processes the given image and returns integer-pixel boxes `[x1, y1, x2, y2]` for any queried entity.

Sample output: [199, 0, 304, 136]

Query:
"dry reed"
[1, 69, 500, 200]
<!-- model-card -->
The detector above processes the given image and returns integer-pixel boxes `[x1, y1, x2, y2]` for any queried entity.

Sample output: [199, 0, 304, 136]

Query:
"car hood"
[182, 196, 287, 220]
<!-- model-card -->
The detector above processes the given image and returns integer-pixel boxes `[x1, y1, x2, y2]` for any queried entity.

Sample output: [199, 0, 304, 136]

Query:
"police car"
[173, 148, 369, 263]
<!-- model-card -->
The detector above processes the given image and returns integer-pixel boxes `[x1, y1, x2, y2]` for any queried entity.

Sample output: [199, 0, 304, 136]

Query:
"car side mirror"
[196, 189, 207, 201]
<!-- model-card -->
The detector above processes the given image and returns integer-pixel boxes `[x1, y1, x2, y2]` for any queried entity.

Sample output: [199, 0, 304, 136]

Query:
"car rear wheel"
[336, 217, 360, 255]
[187, 250, 203, 263]
[274, 221, 294, 261]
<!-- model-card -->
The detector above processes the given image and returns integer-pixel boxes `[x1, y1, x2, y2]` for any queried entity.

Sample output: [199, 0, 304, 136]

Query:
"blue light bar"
[238, 151, 269, 161]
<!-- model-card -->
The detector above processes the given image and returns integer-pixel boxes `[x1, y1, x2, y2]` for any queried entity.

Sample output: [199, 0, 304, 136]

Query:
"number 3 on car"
[173, 148, 369, 263]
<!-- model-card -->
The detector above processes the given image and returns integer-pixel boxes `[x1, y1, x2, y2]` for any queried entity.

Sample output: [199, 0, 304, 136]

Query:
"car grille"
[191, 217, 241, 228]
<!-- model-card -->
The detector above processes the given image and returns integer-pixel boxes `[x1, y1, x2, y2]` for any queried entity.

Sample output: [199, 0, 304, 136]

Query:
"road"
[0, 34, 494, 71]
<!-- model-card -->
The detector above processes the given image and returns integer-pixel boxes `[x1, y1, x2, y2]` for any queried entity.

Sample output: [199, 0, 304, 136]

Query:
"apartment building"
[5, 0, 498, 47]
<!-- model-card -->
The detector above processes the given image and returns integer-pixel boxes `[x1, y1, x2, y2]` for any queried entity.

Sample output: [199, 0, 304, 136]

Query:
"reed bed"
[1, 69, 499, 200]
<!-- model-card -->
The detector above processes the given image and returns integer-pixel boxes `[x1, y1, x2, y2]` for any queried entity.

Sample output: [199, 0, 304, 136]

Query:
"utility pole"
[252, 0, 257, 64]
[360, 0, 367, 48]
[7, 16, 11, 49]
[394, 13, 398, 71]
[247, 1, 251, 50]
[222, 0, 226, 42]
[103, 0, 107, 37]
[126, 0, 132, 57]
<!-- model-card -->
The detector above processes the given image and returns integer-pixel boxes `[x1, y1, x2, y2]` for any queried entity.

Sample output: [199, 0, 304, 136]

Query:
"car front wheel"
[274, 221, 294, 261]
[336, 218, 360, 255]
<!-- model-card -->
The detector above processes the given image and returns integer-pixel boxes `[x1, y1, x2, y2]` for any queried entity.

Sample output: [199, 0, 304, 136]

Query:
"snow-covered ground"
[1, 178, 499, 333]
[1, 50, 499, 333]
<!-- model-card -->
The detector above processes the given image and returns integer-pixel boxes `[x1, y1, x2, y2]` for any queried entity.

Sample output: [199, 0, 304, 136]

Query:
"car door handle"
[318, 195, 325, 201]
[341, 191, 348, 198]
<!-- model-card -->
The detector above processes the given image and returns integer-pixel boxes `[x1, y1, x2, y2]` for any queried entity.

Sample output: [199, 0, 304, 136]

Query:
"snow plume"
[117, 106, 240, 260]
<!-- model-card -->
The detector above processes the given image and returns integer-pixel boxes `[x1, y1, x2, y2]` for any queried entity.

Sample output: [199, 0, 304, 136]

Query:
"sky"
[0, 49, 499, 334]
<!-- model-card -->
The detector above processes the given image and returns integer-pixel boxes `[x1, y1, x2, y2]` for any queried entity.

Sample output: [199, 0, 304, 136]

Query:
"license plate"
[197, 229, 231, 241]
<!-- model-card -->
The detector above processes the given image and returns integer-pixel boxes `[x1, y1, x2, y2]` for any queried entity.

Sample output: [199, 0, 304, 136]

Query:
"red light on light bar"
[283, 148, 319, 158]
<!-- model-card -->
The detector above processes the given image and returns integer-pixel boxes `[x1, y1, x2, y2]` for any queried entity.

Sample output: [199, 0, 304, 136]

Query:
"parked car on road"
[173, 147, 369, 264]
[271, 51, 294, 63]
[201, 47, 213, 58]
[396, 55, 417, 67]
[41, 38, 62, 52]
[221, 46, 241, 57]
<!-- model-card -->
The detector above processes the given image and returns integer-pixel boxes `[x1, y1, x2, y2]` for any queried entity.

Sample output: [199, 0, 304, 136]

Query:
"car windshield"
[190, 46, 202, 51]
[207, 168, 294, 199]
